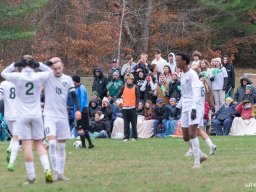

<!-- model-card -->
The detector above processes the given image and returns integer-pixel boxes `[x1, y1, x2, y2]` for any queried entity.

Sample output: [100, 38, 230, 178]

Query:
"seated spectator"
[106, 71, 123, 97]
[101, 97, 113, 131]
[91, 91, 102, 106]
[92, 67, 108, 99]
[137, 101, 145, 115]
[135, 71, 146, 100]
[89, 99, 102, 129]
[230, 100, 256, 136]
[121, 54, 136, 78]
[234, 75, 256, 103]
[91, 111, 111, 138]
[111, 99, 124, 139]
[174, 67, 182, 80]
[149, 64, 161, 83]
[154, 74, 170, 104]
[163, 65, 172, 83]
[212, 97, 236, 136]
[137, 101, 154, 138]
[242, 85, 256, 105]
[153, 98, 168, 136]
[140, 74, 156, 104]
[163, 98, 181, 137]
[168, 73, 181, 102]
[144, 100, 154, 120]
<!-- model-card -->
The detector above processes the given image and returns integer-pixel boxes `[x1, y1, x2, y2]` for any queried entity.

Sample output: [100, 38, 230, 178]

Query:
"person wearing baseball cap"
[108, 58, 122, 82]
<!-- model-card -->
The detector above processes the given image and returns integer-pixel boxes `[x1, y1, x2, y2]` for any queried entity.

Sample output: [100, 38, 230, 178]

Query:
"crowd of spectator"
[68, 49, 256, 140]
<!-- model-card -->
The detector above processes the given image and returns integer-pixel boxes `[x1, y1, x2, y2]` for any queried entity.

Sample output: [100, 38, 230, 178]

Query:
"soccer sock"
[19, 140, 22, 146]
[39, 154, 51, 173]
[190, 137, 200, 165]
[205, 138, 213, 148]
[9, 141, 19, 164]
[8, 139, 13, 151]
[79, 133, 86, 148]
[57, 143, 66, 175]
[186, 140, 193, 151]
[48, 140, 57, 172]
[25, 162, 36, 180]
[84, 130, 93, 146]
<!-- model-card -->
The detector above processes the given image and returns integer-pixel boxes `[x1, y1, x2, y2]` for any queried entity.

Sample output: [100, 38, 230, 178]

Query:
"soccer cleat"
[192, 164, 201, 169]
[6, 148, 11, 163]
[23, 178, 36, 185]
[45, 170, 53, 183]
[200, 154, 208, 164]
[123, 139, 128, 142]
[88, 144, 95, 149]
[131, 138, 137, 142]
[7, 163, 14, 172]
[184, 149, 193, 157]
[58, 174, 70, 181]
[209, 144, 217, 156]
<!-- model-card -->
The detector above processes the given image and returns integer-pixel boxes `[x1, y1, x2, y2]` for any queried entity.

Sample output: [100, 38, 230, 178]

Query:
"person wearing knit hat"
[106, 70, 123, 98]
[115, 72, 140, 141]
[215, 57, 222, 65]
[91, 91, 98, 97]
[225, 97, 233, 103]
[242, 85, 256, 105]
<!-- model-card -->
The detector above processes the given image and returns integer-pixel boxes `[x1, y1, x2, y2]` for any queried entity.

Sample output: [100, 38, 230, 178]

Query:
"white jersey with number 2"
[1, 63, 52, 118]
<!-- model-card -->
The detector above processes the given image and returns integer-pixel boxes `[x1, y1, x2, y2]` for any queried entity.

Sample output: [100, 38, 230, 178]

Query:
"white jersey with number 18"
[43, 74, 75, 119]
[0, 81, 16, 121]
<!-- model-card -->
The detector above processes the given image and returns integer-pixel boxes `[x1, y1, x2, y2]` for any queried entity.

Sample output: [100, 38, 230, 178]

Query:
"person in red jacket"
[230, 100, 256, 135]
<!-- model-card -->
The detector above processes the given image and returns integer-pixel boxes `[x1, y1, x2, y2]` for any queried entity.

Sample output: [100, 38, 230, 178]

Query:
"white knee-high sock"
[25, 162, 35, 180]
[190, 137, 200, 165]
[57, 143, 66, 175]
[48, 140, 57, 172]
[205, 138, 213, 147]
[39, 154, 51, 173]
[8, 139, 13, 150]
[186, 140, 192, 152]
[9, 141, 19, 164]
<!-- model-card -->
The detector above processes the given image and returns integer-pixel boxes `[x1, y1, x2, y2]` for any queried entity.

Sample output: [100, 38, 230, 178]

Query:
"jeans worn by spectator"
[213, 118, 233, 135]
[153, 119, 167, 136]
[91, 130, 109, 138]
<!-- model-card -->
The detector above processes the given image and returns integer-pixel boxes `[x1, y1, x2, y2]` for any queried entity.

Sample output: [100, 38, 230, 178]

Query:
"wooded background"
[0, 0, 255, 74]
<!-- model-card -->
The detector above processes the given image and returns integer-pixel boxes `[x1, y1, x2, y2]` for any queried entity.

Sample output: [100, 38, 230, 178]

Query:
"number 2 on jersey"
[25, 82, 34, 95]
[9, 87, 16, 99]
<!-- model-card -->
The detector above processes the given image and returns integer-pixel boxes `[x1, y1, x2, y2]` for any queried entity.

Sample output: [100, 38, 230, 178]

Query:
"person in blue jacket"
[72, 75, 94, 149]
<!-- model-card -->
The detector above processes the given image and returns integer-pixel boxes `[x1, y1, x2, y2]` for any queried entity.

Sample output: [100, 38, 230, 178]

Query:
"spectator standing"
[108, 59, 122, 81]
[167, 52, 176, 75]
[92, 68, 108, 99]
[121, 54, 136, 78]
[151, 49, 168, 74]
[154, 74, 170, 104]
[222, 55, 235, 98]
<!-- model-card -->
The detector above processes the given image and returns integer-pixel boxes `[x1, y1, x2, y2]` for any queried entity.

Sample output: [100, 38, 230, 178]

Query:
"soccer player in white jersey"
[1, 55, 53, 184]
[0, 80, 20, 171]
[43, 57, 81, 181]
[176, 52, 207, 169]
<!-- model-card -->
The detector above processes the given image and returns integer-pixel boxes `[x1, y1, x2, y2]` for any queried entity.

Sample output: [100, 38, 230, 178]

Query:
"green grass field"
[1, 137, 256, 192]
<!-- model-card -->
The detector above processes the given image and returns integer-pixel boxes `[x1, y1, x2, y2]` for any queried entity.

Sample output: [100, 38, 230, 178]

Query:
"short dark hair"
[125, 54, 133, 60]
[72, 74, 81, 83]
[154, 49, 161, 54]
[176, 52, 190, 65]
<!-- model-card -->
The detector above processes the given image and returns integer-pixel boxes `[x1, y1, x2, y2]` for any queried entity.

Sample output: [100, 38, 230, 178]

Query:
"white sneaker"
[58, 174, 70, 181]
[192, 164, 201, 169]
[131, 138, 137, 142]
[53, 171, 59, 181]
[185, 149, 193, 157]
[123, 139, 128, 142]
[200, 154, 208, 164]
[209, 144, 216, 155]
